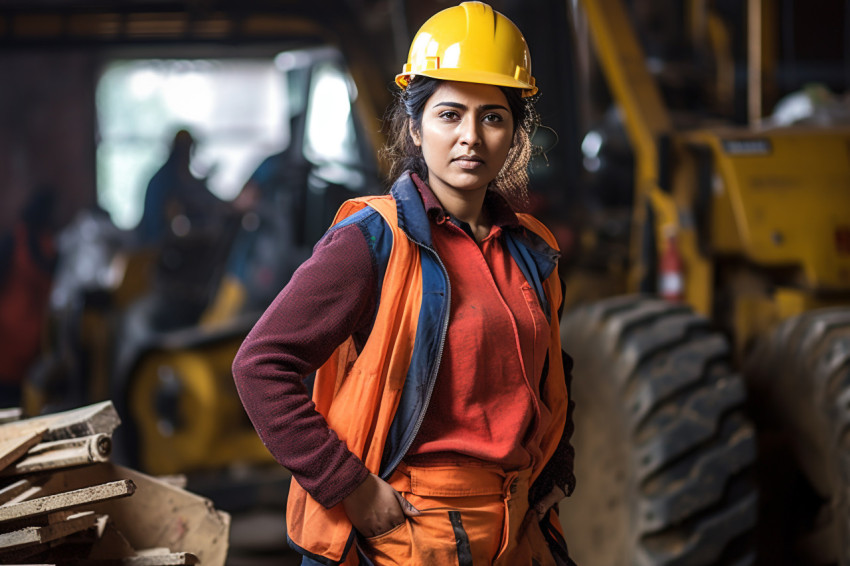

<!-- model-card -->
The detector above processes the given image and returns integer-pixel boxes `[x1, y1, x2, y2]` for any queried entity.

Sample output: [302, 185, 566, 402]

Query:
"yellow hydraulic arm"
[577, 0, 713, 312]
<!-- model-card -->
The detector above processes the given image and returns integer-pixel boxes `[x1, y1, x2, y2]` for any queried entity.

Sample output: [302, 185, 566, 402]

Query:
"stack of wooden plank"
[0, 401, 230, 565]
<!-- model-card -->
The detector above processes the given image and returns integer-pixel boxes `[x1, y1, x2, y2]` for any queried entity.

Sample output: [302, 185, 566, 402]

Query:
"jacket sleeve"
[232, 222, 377, 508]
[530, 349, 577, 505]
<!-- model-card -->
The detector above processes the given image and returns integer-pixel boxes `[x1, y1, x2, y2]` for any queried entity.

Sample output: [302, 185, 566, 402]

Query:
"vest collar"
[389, 172, 560, 275]
[390, 172, 436, 248]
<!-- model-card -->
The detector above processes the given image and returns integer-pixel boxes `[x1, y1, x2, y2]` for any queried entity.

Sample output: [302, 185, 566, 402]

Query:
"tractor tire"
[559, 295, 758, 566]
[744, 307, 850, 565]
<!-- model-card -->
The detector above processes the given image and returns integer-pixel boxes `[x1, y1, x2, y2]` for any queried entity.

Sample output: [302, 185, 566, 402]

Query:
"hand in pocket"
[343, 473, 421, 538]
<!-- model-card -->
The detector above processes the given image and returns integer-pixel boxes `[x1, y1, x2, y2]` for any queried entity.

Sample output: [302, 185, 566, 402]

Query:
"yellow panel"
[731, 288, 839, 356]
[680, 228, 713, 316]
[692, 127, 850, 290]
[708, 172, 742, 252]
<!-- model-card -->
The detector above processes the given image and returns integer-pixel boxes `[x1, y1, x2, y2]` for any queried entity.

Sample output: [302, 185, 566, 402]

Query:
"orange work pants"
[356, 463, 557, 566]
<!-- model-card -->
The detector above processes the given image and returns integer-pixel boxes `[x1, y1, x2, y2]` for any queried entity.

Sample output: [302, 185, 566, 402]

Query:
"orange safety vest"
[286, 178, 567, 565]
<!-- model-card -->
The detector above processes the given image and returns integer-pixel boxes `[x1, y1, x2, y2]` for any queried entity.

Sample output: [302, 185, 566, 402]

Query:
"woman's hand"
[342, 473, 420, 538]
[534, 485, 567, 521]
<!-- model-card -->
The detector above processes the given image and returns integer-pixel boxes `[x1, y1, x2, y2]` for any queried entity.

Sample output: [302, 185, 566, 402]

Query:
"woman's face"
[411, 81, 514, 198]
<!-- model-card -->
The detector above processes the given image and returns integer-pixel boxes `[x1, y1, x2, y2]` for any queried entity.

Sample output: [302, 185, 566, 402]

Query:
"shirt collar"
[409, 172, 520, 229]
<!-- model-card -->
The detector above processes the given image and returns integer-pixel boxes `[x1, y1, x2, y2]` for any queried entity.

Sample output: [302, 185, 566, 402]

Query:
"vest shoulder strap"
[332, 195, 398, 227]
[516, 212, 560, 252]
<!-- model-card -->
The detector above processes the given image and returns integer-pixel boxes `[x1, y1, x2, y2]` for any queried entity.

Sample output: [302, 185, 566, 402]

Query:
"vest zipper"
[381, 236, 451, 478]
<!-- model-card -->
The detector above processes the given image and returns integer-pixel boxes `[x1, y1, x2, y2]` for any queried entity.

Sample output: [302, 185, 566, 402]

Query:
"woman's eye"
[483, 113, 504, 123]
[439, 111, 459, 120]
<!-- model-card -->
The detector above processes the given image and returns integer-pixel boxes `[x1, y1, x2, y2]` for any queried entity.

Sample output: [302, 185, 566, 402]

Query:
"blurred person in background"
[0, 187, 58, 407]
[135, 128, 230, 247]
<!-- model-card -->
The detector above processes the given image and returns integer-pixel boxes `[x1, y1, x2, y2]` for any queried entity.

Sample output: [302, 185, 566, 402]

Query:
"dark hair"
[381, 76, 539, 210]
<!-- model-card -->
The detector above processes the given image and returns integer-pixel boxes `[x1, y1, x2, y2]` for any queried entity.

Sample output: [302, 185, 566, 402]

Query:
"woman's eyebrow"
[479, 104, 509, 112]
[433, 101, 466, 110]
[432, 101, 509, 112]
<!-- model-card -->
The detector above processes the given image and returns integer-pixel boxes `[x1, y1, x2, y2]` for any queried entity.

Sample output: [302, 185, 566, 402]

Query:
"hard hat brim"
[395, 69, 538, 98]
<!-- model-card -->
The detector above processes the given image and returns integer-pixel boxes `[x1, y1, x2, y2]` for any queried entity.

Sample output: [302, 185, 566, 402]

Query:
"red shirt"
[405, 176, 551, 471]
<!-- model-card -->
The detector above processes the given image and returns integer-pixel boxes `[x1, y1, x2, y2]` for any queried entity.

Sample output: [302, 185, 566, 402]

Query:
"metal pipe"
[748, 0, 762, 125]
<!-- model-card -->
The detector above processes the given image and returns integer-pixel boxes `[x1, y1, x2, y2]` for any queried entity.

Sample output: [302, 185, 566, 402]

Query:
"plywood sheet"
[0, 429, 45, 472]
[0, 511, 97, 550]
[0, 480, 135, 524]
[0, 402, 120, 444]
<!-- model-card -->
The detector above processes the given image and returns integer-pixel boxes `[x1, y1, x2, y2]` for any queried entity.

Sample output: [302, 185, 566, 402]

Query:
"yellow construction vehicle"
[558, 0, 850, 564]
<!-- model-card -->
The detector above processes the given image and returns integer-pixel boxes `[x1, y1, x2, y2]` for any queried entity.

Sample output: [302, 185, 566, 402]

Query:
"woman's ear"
[409, 119, 421, 147]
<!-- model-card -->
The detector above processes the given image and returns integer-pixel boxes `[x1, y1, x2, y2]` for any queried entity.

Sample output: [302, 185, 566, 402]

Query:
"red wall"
[0, 50, 98, 233]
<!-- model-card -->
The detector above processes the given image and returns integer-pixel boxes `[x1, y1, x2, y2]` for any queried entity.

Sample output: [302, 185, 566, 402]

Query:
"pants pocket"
[359, 520, 412, 566]
[364, 521, 407, 542]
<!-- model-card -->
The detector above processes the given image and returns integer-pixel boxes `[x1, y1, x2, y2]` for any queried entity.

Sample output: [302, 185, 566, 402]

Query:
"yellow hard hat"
[396, 1, 537, 97]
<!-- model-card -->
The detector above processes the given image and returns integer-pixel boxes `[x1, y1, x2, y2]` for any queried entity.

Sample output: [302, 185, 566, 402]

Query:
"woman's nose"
[458, 117, 482, 147]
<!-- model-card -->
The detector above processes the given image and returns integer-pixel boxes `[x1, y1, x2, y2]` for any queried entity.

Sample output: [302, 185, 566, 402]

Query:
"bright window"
[96, 58, 289, 229]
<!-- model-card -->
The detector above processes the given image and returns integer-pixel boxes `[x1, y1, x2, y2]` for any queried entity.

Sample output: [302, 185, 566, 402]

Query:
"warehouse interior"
[1, 0, 850, 565]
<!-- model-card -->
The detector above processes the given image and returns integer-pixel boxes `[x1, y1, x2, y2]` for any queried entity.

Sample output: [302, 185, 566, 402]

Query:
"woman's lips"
[453, 156, 484, 170]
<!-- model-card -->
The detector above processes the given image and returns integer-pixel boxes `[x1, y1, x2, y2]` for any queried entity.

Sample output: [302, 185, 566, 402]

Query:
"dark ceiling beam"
[0, 3, 347, 47]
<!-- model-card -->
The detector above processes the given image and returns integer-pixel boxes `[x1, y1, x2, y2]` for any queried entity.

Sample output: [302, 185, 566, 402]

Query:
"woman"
[232, 3, 576, 565]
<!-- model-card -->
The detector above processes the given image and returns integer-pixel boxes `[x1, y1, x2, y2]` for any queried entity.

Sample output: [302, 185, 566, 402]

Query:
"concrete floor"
[226, 510, 302, 566]
[182, 465, 302, 566]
